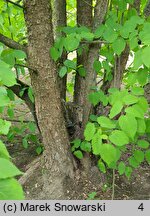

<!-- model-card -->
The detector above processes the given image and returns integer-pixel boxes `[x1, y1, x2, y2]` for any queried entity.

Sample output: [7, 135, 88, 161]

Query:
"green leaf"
[0, 61, 16, 86]
[36, 146, 43, 155]
[64, 34, 80, 51]
[146, 119, 150, 134]
[126, 73, 137, 85]
[88, 92, 101, 106]
[134, 150, 144, 163]
[13, 50, 26, 59]
[78, 67, 86, 77]
[94, 25, 105, 39]
[129, 157, 139, 168]
[59, 66, 67, 78]
[97, 116, 116, 129]
[7, 108, 14, 119]
[112, 37, 126, 55]
[84, 122, 96, 141]
[28, 122, 36, 133]
[131, 87, 144, 96]
[0, 158, 23, 179]
[137, 119, 146, 134]
[119, 114, 137, 140]
[50, 47, 60, 61]
[87, 192, 97, 200]
[80, 32, 94, 41]
[0, 140, 10, 159]
[137, 140, 149, 149]
[142, 46, 150, 68]
[120, 26, 129, 39]
[125, 104, 144, 119]
[80, 141, 91, 152]
[0, 119, 11, 135]
[133, 50, 143, 69]
[100, 144, 119, 166]
[93, 60, 101, 73]
[103, 28, 118, 43]
[145, 150, 150, 164]
[98, 160, 106, 173]
[109, 130, 129, 146]
[109, 91, 121, 105]
[7, 89, 15, 101]
[0, 87, 10, 107]
[22, 138, 28, 149]
[89, 114, 98, 122]
[91, 131, 102, 155]
[139, 22, 150, 45]
[71, 139, 81, 152]
[28, 87, 34, 103]
[137, 97, 148, 112]
[109, 101, 123, 119]
[118, 162, 125, 175]
[0, 178, 24, 200]
[125, 166, 132, 178]
[64, 59, 76, 69]
[73, 150, 83, 159]
[137, 68, 148, 86]
[123, 94, 138, 105]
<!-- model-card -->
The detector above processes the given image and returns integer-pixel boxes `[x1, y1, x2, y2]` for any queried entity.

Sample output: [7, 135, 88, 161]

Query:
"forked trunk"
[24, 0, 74, 199]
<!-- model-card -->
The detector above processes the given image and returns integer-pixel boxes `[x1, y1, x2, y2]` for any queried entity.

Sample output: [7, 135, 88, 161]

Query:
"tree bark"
[110, 0, 141, 89]
[73, 0, 108, 174]
[23, 0, 74, 199]
[52, 0, 67, 100]
[0, 33, 26, 52]
[74, 0, 108, 139]
[74, 0, 93, 139]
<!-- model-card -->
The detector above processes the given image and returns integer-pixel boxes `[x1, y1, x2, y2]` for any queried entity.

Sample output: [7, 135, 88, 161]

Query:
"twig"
[111, 169, 115, 200]
[82, 0, 94, 8]
[0, 33, 27, 52]
[81, 40, 109, 44]
[96, 78, 103, 85]
[4, 0, 24, 9]
[19, 156, 41, 186]
[3, 118, 34, 124]
[15, 63, 37, 73]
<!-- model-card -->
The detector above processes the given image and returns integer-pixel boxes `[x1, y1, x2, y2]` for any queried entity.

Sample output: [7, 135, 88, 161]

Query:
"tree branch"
[0, 33, 27, 52]
[4, 0, 24, 9]
[15, 63, 37, 73]
[93, 0, 109, 30]
[81, 40, 109, 44]
[7, 79, 37, 125]
[144, 0, 150, 17]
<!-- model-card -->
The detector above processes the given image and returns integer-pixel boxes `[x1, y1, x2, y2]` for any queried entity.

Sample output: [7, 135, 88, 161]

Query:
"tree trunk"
[74, 0, 108, 138]
[52, 0, 67, 100]
[74, 0, 93, 139]
[73, 0, 108, 174]
[23, 0, 74, 199]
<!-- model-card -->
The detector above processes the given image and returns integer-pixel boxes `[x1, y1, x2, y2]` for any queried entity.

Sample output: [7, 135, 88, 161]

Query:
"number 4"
[138, 203, 144, 211]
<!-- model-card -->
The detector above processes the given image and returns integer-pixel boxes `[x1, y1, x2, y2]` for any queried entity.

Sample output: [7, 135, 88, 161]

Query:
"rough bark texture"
[74, 0, 93, 139]
[144, 0, 150, 16]
[111, 45, 130, 88]
[73, 0, 108, 174]
[0, 33, 26, 52]
[77, 0, 92, 28]
[53, 0, 67, 38]
[23, 0, 74, 199]
[52, 0, 67, 100]
[111, 0, 141, 89]
[74, 0, 108, 139]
